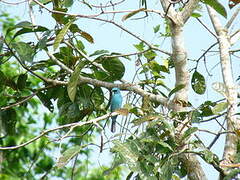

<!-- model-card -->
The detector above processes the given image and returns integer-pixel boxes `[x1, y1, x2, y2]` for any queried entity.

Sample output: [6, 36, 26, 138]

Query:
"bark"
[159, 0, 207, 179]
[207, 7, 240, 178]
[207, 6, 239, 177]
[169, 22, 207, 180]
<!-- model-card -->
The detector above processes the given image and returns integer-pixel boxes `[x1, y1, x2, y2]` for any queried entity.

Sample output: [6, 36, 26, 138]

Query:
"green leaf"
[168, 84, 185, 98]
[51, 8, 68, 24]
[53, 19, 75, 51]
[37, 30, 51, 50]
[191, 110, 202, 123]
[122, 8, 145, 21]
[202, 0, 227, 18]
[92, 87, 104, 106]
[12, 42, 34, 63]
[13, 26, 49, 39]
[212, 102, 228, 115]
[90, 50, 109, 57]
[144, 50, 157, 60]
[158, 141, 173, 152]
[80, 31, 94, 43]
[161, 119, 175, 137]
[181, 127, 198, 141]
[1, 108, 17, 135]
[191, 12, 202, 18]
[134, 41, 145, 51]
[200, 149, 214, 163]
[69, 24, 80, 33]
[17, 74, 28, 90]
[0, 37, 3, 53]
[6, 21, 32, 35]
[112, 140, 139, 172]
[36, 156, 54, 172]
[101, 57, 125, 81]
[56, 145, 86, 168]
[36, 91, 54, 112]
[153, 24, 160, 33]
[191, 71, 206, 95]
[64, 0, 73, 7]
[67, 61, 88, 102]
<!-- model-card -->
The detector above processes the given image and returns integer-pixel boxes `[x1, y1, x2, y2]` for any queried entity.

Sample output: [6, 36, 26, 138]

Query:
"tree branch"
[181, 0, 200, 23]
[32, 0, 171, 56]
[0, 112, 119, 150]
[207, 5, 239, 176]
[225, 7, 240, 29]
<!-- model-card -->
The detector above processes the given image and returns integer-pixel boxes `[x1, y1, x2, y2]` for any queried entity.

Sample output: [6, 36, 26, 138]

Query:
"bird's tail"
[111, 116, 117, 133]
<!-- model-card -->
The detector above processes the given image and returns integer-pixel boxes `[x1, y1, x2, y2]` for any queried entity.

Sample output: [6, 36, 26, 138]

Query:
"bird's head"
[112, 87, 121, 94]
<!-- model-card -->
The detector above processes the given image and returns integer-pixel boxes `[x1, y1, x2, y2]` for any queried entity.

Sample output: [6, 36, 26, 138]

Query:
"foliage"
[0, 0, 239, 180]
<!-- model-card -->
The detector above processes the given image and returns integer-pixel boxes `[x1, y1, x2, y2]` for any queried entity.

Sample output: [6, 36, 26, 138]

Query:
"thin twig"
[31, 0, 171, 56]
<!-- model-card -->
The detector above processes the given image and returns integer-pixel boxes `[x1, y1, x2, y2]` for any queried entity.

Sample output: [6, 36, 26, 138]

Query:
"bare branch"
[31, 0, 171, 56]
[225, 7, 240, 29]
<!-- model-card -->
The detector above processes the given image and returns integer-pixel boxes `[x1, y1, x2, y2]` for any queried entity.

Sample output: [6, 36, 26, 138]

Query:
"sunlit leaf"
[56, 145, 86, 168]
[144, 50, 157, 60]
[191, 71, 206, 95]
[134, 41, 145, 51]
[112, 140, 139, 172]
[53, 19, 75, 51]
[191, 12, 202, 18]
[67, 61, 88, 102]
[122, 8, 145, 21]
[212, 102, 228, 115]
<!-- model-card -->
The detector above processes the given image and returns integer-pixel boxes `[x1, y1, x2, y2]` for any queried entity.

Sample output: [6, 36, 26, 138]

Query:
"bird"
[110, 87, 123, 133]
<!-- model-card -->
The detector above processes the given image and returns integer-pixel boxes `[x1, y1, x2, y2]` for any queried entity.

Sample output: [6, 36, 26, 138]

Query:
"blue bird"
[110, 87, 123, 133]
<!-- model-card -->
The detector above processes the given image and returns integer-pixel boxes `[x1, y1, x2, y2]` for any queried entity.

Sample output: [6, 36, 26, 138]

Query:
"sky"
[1, 0, 240, 179]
